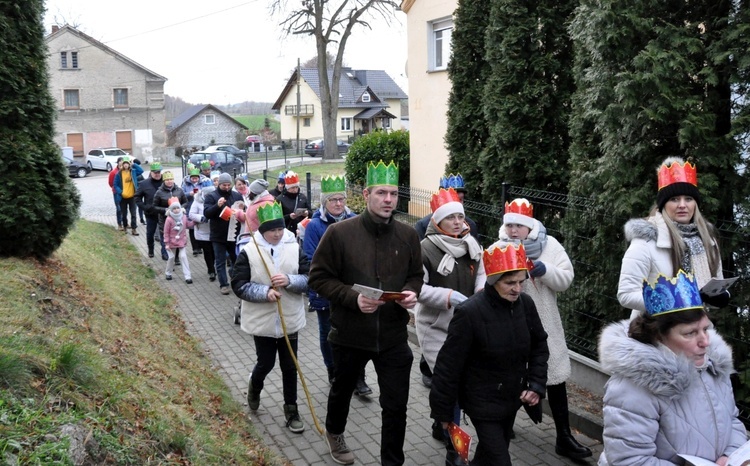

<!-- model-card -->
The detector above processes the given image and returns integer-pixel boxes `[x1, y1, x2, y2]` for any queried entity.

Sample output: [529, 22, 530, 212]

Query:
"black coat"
[134, 176, 163, 218]
[203, 188, 244, 243]
[275, 190, 311, 234]
[153, 183, 187, 235]
[430, 286, 549, 422]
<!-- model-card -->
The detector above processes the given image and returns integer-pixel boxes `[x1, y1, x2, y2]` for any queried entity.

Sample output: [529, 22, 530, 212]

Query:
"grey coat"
[598, 320, 746, 465]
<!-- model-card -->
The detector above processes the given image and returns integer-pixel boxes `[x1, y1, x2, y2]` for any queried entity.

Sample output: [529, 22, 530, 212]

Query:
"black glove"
[529, 260, 547, 278]
[700, 290, 730, 308]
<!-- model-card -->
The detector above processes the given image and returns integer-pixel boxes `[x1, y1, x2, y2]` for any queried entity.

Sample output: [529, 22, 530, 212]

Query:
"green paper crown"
[257, 201, 284, 225]
[200, 160, 211, 170]
[366, 160, 398, 188]
[321, 175, 346, 194]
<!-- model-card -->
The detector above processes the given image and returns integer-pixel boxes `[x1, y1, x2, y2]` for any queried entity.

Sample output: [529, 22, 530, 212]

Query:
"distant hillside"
[165, 95, 273, 120]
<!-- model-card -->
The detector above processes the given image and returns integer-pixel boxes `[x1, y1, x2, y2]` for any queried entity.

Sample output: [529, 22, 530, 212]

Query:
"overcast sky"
[43, 0, 408, 105]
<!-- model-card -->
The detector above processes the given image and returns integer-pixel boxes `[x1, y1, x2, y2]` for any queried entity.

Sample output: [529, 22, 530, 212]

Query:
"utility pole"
[296, 58, 301, 156]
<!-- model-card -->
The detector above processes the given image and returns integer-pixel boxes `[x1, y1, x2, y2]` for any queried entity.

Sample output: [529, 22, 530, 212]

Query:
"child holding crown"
[230, 201, 310, 434]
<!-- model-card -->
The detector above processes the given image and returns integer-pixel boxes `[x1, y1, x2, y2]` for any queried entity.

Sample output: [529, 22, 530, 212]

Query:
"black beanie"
[258, 218, 285, 234]
[657, 182, 701, 211]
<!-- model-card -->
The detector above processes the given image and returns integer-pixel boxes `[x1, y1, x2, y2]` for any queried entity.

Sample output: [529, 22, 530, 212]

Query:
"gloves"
[529, 260, 547, 278]
[449, 291, 468, 307]
[700, 290, 730, 308]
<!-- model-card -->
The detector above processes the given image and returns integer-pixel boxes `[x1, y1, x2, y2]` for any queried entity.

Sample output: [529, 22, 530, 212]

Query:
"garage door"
[116, 131, 132, 153]
[66, 133, 84, 157]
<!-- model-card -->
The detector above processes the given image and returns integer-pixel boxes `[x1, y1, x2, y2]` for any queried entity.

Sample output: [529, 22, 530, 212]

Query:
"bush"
[344, 130, 410, 188]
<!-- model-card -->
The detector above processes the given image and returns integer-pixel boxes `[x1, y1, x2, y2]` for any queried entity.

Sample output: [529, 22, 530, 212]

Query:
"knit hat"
[277, 171, 286, 182]
[162, 171, 174, 181]
[484, 242, 528, 285]
[257, 201, 286, 233]
[321, 175, 347, 205]
[503, 199, 535, 229]
[218, 173, 233, 185]
[284, 171, 300, 188]
[430, 188, 464, 225]
[150, 162, 162, 171]
[249, 179, 270, 195]
[656, 157, 700, 211]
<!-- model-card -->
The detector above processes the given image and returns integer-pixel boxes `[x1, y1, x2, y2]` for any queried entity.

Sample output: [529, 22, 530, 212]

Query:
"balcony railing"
[284, 104, 314, 116]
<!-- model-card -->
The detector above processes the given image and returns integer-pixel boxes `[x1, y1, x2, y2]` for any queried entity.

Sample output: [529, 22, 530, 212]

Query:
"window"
[430, 18, 453, 71]
[60, 52, 67, 68]
[341, 117, 352, 131]
[71, 51, 78, 68]
[303, 117, 311, 127]
[63, 89, 79, 109]
[60, 51, 79, 69]
[204, 114, 215, 124]
[361, 92, 371, 103]
[382, 117, 391, 129]
[114, 88, 128, 108]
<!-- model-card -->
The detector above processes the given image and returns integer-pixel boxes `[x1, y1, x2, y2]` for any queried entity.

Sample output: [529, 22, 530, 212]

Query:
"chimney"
[51, 25, 59, 33]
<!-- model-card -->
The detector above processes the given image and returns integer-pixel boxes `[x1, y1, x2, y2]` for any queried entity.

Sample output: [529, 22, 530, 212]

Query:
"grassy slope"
[0, 221, 287, 465]
[232, 115, 280, 137]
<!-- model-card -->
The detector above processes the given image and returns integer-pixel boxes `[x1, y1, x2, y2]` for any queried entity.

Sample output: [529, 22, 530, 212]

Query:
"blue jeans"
[146, 216, 166, 256]
[311, 306, 333, 369]
[212, 241, 237, 287]
[250, 333, 299, 405]
[326, 341, 413, 466]
[113, 193, 122, 226]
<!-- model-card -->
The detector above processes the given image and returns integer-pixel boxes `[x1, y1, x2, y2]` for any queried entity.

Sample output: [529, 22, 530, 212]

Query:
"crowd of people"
[112, 156, 744, 465]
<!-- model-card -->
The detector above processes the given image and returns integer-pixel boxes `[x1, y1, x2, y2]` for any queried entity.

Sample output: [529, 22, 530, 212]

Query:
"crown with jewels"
[321, 175, 346, 194]
[658, 159, 697, 191]
[430, 188, 461, 213]
[257, 201, 284, 225]
[439, 173, 466, 190]
[642, 269, 703, 316]
[505, 198, 533, 218]
[366, 160, 399, 188]
[484, 242, 528, 280]
[284, 170, 299, 185]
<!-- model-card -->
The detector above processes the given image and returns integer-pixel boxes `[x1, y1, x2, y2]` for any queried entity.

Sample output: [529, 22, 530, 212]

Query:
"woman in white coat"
[492, 198, 591, 460]
[618, 157, 728, 319]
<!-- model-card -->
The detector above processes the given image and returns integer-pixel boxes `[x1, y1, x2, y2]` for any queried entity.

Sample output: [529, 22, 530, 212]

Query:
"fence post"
[501, 182, 511, 208]
[306, 172, 312, 203]
[262, 169, 267, 181]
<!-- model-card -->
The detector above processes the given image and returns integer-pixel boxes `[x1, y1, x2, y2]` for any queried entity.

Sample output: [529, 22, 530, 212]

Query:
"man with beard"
[275, 171, 311, 235]
[204, 173, 245, 295]
[135, 162, 167, 259]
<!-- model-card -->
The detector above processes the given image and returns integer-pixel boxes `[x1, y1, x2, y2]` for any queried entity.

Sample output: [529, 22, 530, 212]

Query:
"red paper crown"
[658, 159, 697, 190]
[430, 188, 461, 213]
[484, 243, 528, 278]
[284, 171, 299, 185]
[505, 198, 533, 218]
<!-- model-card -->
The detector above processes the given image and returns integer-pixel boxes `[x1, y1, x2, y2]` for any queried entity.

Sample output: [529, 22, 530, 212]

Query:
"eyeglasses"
[327, 197, 346, 204]
[152, 170, 161, 174]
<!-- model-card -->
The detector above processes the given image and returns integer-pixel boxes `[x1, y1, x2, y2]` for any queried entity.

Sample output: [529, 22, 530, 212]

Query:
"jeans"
[146, 216, 166, 256]
[326, 341, 413, 466]
[250, 333, 299, 405]
[471, 417, 514, 465]
[212, 241, 237, 287]
[119, 197, 137, 229]
[195, 239, 215, 275]
[113, 193, 122, 226]
[311, 306, 333, 369]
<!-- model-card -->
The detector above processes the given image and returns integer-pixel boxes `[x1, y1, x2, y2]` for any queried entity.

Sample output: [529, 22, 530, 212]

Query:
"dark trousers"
[250, 333, 298, 405]
[212, 241, 236, 287]
[326, 341, 413, 466]
[145, 216, 165, 256]
[113, 194, 122, 226]
[470, 416, 514, 466]
[189, 229, 201, 253]
[311, 306, 333, 369]
[119, 197, 137, 229]
[195, 239, 215, 275]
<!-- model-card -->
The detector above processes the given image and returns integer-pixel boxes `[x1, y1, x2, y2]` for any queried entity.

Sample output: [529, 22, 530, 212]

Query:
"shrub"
[344, 130, 410, 188]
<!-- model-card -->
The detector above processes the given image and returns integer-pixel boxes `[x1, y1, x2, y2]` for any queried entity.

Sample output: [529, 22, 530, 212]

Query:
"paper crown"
[189, 168, 200, 176]
[150, 162, 162, 171]
[121, 156, 131, 163]
[321, 175, 346, 194]
[162, 171, 174, 180]
[284, 170, 299, 185]
[642, 270, 703, 316]
[484, 243, 528, 279]
[200, 160, 211, 170]
[658, 159, 697, 191]
[257, 201, 284, 225]
[440, 173, 466, 191]
[430, 188, 461, 213]
[366, 160, 399, 188]
[505, 198, 533, 218]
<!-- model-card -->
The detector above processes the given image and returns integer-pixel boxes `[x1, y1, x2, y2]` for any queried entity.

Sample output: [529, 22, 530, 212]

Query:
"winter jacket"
[308, 208, 423, 352]
[134, 176, 164, 218]
[430, 287, 548, 423]
[152, 184, 187, 236]
[188, 189, 212, 242]
[231, 229, 309, 338]
[203, 187, 244, 243]
[618, 214, 722, 318]
[163, 214, 195, 249]
[302, 207, 357, 310]
[598, 320, 747, 465]
[276, 190, 312, 234]
[495, 222, 574, 385]
[415, 226, 485, 371]
[414, 212, 479, 241]
[113, 164, 144, 203]
[181, 175, 211, 216]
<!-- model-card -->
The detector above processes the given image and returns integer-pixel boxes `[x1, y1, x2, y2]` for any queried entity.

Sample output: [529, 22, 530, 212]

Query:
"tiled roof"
[167, 104, 248, 132]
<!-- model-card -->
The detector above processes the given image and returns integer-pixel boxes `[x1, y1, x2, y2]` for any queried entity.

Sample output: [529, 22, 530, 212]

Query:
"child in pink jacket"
[164, 200, 195, 283]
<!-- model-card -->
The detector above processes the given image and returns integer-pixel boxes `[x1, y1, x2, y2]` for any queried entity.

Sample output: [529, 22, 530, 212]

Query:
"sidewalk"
[96, 214, 603, 465]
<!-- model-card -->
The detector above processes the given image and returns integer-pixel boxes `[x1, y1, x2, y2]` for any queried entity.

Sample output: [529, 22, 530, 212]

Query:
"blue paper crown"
[440, 173, 465, 190]
[642, 270, 703, 317]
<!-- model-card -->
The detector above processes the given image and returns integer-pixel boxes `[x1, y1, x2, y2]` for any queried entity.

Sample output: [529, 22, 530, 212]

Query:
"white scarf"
[425, 221, 483, 276]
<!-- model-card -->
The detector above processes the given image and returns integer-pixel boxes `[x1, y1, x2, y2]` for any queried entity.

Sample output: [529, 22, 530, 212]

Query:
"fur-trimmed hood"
[599, 320, 734, 400]
[624, 217, 659, 243]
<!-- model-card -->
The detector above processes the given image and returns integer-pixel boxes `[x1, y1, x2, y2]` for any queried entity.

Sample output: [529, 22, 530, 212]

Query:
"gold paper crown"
[257, 201, 284, 225]
[366, 160, 399, 188]
[285, 170, 300, 185]
[505, 198, 533, 218]
[658, 159, 697, 190]
[321, 175, 346, 194]
[430, 188, 461, 213]
[484, 243, 528, 279]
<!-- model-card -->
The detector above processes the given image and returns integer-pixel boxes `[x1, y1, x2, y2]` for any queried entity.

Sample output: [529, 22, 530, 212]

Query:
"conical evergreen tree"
[0, 2, 81, 258]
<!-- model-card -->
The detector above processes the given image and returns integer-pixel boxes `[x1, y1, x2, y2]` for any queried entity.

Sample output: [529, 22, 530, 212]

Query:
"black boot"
[354, 368, 372, 397]
[444, 431, 468, 466]
[548, 383, 592, 460]
[327, 366, 335, 384]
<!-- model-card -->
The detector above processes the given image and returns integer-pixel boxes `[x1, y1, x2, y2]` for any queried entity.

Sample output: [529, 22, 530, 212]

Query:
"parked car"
[86, 147, 129, 171]
[187, 150, 244, 176]
[304, 139, 350, 157]
[204, 144, 247, 161]
[63, 154, 91, 178]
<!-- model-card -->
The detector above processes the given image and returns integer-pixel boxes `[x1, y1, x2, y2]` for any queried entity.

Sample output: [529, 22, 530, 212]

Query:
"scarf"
[425, 221, 483, 276]
[168, 208, 183, 234]
[675, 222, 704, 273]
[521, 222, 548, 260]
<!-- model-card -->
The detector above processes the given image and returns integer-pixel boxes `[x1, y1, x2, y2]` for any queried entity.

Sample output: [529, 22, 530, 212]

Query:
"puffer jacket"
[203, 187, 244, 243]
[598, 320, 747, 465]
[153, 183, 187, 236]
[430, 287, 548, 423]
[308, 208, 423, 352]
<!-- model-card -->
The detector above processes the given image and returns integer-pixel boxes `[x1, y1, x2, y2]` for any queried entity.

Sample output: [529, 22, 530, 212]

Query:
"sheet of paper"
[700, 277, 738, 297]
[352, 284, 407, 302]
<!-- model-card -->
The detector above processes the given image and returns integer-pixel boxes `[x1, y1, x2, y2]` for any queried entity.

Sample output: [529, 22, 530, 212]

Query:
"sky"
[43, 0, 409, 105]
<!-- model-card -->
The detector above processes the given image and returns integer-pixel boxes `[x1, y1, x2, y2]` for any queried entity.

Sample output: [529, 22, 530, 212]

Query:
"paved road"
[73, 168, 603, 465]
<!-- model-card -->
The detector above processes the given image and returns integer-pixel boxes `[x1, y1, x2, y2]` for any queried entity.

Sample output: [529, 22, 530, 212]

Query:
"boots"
[548, 383, 592, 460]
[327, 366, 335, 385]
[354, 369, 372, 397]
[247, 380, 261, 411]
[444, 431, 468, 466]
[131, 228, 139, 236]
[283, 404, 305, 433]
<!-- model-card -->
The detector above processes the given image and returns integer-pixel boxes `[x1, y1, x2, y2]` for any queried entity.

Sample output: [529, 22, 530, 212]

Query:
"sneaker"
[118, 225, 124, 231]
[325, 430, 355, 465]
[165, 275, 172, 281]
[431, 419, 444, 441]
[148, 252, 154, 258]
[131, 229, 139, 236]
[208, 273, 216, 282]
[220, 286, 230, 295]
[175, 258, 181, 265]
[247, 380, 260, 410]
[354, 378, 372, 397]
[162, 253, 168, 261]
[185, 279, 193, 284]
[283, 404, 305, 433]
[140, 219, 146, 225]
